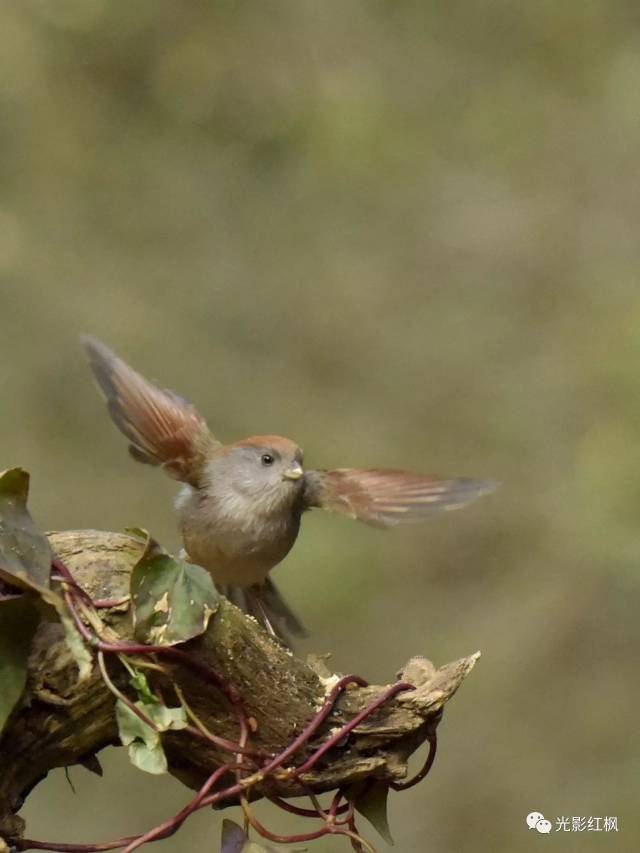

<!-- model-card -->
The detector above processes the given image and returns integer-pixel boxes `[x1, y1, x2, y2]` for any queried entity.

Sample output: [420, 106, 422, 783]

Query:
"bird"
[82, 336, 496, 645]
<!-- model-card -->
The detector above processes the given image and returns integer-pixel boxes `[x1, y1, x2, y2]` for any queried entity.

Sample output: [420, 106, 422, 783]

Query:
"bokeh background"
[1, 1, 638, 850]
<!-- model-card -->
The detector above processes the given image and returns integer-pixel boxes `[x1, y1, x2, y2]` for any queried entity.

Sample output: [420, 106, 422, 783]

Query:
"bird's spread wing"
[303, 468, 496, 527]
[82, 336, 219, 486]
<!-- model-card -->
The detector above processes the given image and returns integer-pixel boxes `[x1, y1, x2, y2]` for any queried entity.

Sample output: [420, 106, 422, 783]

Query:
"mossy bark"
[0, 530, 479, 847]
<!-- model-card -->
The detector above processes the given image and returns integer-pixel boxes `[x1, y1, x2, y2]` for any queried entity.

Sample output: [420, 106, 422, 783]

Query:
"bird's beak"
[282, 464, 304, 481]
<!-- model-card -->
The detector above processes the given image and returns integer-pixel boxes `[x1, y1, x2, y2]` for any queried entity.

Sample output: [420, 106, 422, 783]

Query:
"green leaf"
[0, 468, 52, 593]
[220, 821, 276, 853]
[128, 738, 167, 775]
[124, 526, 152, 543]
[0, 597, 40, 734]
[59, 611, 93, 681]
[129, 668, 156, 704]
[221, 820, 248, 853]
[116, 699, 165, 774]
[130, 551, 219, 646]
[79, 753, 103, 776]
[124, 527, 166, 561]
[145, 701, 188, 731]
[115, 696, 187, 775]
[0, 468, 92, 682]
[349, 780, 394, 846]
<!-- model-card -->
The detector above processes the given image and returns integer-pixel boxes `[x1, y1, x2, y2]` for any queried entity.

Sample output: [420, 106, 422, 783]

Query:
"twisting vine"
[14, 555, 436, 853]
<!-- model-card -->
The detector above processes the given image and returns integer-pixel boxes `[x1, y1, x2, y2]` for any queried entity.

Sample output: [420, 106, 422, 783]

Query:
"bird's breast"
[175, 485, 301, 586]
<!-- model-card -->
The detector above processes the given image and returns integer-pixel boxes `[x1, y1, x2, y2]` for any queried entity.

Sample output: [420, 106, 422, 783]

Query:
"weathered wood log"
[0, 530, 479, 847]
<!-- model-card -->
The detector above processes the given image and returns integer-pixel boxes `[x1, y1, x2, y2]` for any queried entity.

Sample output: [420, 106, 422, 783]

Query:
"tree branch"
[0, 530, 479, 848]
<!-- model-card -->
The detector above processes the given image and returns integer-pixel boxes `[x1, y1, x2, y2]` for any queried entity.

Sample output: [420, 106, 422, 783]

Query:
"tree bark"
[0, 530, 479, 847]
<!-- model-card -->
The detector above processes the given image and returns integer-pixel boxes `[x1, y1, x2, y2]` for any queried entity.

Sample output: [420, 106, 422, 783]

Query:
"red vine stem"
[292, 681, 414, 777]
[119, 764, 234, 853]
[390, 729, 437, 791]
[16, 557, 429, 853]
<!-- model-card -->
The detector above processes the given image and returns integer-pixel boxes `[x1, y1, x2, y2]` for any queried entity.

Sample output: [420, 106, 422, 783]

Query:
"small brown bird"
[82, 336, 495, 644]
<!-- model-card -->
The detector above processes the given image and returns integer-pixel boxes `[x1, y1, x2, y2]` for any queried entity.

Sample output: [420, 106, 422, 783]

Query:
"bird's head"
[206, 435, 305, 510]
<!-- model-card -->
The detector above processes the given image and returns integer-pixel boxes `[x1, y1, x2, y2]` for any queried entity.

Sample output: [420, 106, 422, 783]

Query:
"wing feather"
[82, 336, 218, 485]
[303, 468, 496, 527]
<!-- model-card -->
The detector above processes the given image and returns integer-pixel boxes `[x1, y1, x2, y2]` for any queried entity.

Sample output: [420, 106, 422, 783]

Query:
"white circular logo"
[526, 812, 545, 830]
[526, 812, 552, 833]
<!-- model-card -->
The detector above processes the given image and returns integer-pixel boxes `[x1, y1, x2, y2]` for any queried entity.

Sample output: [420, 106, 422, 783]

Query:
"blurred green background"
[1, 1, 638, 850]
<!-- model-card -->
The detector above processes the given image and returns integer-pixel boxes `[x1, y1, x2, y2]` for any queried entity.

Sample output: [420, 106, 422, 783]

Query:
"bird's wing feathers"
[303, 468, 496, 527]
[82, 336, 219, 485]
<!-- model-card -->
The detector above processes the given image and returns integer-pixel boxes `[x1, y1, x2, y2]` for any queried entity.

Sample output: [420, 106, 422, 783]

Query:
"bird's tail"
[218, 578, 307, 648]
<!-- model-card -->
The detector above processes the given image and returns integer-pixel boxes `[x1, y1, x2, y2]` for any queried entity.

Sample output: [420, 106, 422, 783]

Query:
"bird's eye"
[261, 453, 274, 466]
